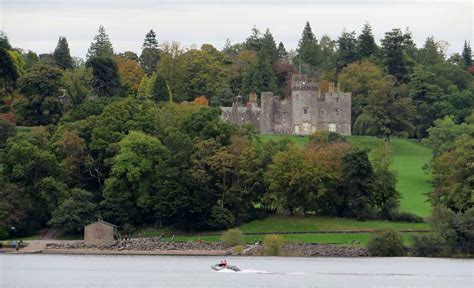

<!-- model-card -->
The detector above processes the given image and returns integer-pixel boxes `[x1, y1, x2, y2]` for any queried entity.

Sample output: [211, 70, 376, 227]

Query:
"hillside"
[257, 135, 433, 216]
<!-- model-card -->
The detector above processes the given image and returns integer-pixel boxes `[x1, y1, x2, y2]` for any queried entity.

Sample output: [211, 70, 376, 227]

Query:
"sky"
[1, 0, 472, 59]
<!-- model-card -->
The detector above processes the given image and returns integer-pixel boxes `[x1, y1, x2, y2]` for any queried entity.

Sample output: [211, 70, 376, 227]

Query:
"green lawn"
[238, 215, 429, 233]
[135, 215, 429, 246]
[141, 231, 418, 247]
[257, 135, 433, 216]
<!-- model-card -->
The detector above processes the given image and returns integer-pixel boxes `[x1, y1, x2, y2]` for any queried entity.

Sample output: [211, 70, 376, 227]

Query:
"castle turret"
[260, 92, 274, 134]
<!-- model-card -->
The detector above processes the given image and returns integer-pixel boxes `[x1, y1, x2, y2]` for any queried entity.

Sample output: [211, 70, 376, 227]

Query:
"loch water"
[1, 254, 473, 287]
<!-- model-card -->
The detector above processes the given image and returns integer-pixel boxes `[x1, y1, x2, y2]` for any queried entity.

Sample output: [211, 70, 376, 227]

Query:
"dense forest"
[0, 23, 472, 254]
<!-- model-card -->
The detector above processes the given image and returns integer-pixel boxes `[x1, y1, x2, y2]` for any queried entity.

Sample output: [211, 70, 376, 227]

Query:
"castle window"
[335, 97, 339, 103]
[319, 108, 325, 115]
[335, 108, 340, 116]
[303, 107, 309, 115]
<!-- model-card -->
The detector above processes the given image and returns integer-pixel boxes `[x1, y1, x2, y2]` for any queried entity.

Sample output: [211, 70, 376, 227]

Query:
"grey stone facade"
[84, 220, 118, 246]
[221, 74, 351, 135]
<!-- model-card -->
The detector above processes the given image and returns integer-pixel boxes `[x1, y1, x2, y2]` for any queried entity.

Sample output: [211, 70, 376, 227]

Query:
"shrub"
[263, 234, 285, 256]
[388, 210, 424, 223]
[0, 227, 9, 240]
[221, 228, 244, 247]
[233, 244, 245, 255]
[411, 233, 447, 257]
[207, 206, 235, 230]
[367, 228, 405, 256]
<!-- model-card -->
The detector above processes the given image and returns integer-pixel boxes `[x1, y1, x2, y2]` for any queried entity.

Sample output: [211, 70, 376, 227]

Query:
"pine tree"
[86, 25, 114, 60]
[336, 30, 359, 71]
[53, 36, 74, 69]
[462, 41, 472, 67]
[417, 37, 444, 65]
[381, 28, 413, 83]
[0, 31, 11, 50]
[151, 73, 170, 102]
[242, 56, 277, 97]
[0, 48, 19, 93]
[139, 29, 160, 76]
[86, 56, 121, 97]
[245, 26, 262, 52]
[260, 29, 279, 64]
[295, 21, 320, 69]
[277, 42, 288, 60]
[357, 23, 377, 59]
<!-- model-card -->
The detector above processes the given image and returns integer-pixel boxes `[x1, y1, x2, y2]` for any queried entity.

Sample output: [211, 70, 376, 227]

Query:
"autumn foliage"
[193, 96, 209, 106]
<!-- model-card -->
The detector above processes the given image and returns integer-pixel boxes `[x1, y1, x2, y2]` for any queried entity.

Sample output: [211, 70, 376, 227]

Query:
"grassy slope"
[258, 135, 432, 216]
[153, 232, 417, 246]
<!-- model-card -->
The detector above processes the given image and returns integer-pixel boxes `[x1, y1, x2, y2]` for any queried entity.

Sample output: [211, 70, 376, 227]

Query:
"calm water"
[0, 255, 472, 287]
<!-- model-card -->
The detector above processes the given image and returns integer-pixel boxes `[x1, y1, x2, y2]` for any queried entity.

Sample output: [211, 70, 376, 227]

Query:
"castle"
[220, 74, 352, 135]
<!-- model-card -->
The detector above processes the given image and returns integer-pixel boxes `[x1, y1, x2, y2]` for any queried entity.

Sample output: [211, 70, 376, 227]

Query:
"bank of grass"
[135, 215, 428, 246]
[256, 135, 432, 217]
[139, 231, 417, 247]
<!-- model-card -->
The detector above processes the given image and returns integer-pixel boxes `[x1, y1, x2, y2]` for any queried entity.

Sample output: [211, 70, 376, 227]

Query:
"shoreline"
[1, 239, 368, 257]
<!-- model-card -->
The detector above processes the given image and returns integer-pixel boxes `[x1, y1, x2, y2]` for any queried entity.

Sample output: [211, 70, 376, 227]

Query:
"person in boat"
[218, 259, 228, 268]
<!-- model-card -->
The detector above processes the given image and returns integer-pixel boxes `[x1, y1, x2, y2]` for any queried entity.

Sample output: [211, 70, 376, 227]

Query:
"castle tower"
[291, 74, 319, 135]
[260, 92, 274, 134]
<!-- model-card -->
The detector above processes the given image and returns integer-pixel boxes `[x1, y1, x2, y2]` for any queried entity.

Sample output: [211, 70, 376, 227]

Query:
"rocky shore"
[43, 237, 367, 257]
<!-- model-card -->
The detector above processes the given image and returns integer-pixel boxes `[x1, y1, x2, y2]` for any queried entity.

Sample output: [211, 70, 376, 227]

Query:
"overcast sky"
[1, 0, 472, 59]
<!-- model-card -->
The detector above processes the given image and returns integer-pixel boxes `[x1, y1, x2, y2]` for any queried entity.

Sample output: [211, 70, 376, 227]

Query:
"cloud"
[2, 0, 472, 58]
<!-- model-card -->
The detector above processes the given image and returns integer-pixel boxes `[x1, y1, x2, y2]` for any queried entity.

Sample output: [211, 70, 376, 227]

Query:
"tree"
[295, 21, 320, 70]
[157, 42, 187, 101]
[416, 37, 445, 65]
[357, 23, 377, 59]
[336, 30, 359, 72]
[53, 36, 74, 69]
[54, 130, 91, 187]
[139, 29, 160, 76]
[461, 40, 472, 68]
[102, 131, 170, 227]
[338, 60, 385, 128]
[180, 45, 229, 101]
[319, 35, 337, 70]
[422, 115, 472, 157]
[277, 42, 288, 60]
[114, 55, 144, 96]
[241, 54, 277, 97]
[0, 48, 19, 93]
[0, 119, 15, 149]
[151, 73, 171, 102]
[0, 31, 11, 50]
[259, 29, 279, 64]
[244, 26, 262, 52]
[48, 188, 96, 235]
[372, 143, 399, 217]
[86, 25, 114, 60]
[62, 67, 93, 106]
[340, 149, 377, 219]
[23, 50, 39, 70]
[15, 65, 64, 125]
[380, 28, 415, 83]
[362, 76, 416, 140]
[408, 68, 447, 138]
[86, 56, 122, 97]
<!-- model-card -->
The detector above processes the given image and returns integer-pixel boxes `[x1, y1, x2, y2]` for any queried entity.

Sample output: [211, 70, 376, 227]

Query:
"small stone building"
[84, 220, 118, 246]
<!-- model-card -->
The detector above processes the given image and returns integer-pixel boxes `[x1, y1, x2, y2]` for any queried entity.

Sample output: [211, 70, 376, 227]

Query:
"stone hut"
[84, 220, 118, 246]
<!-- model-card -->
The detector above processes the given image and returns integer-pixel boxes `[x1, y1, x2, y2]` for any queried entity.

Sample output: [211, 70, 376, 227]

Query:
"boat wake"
[217, 269, 309, 275]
